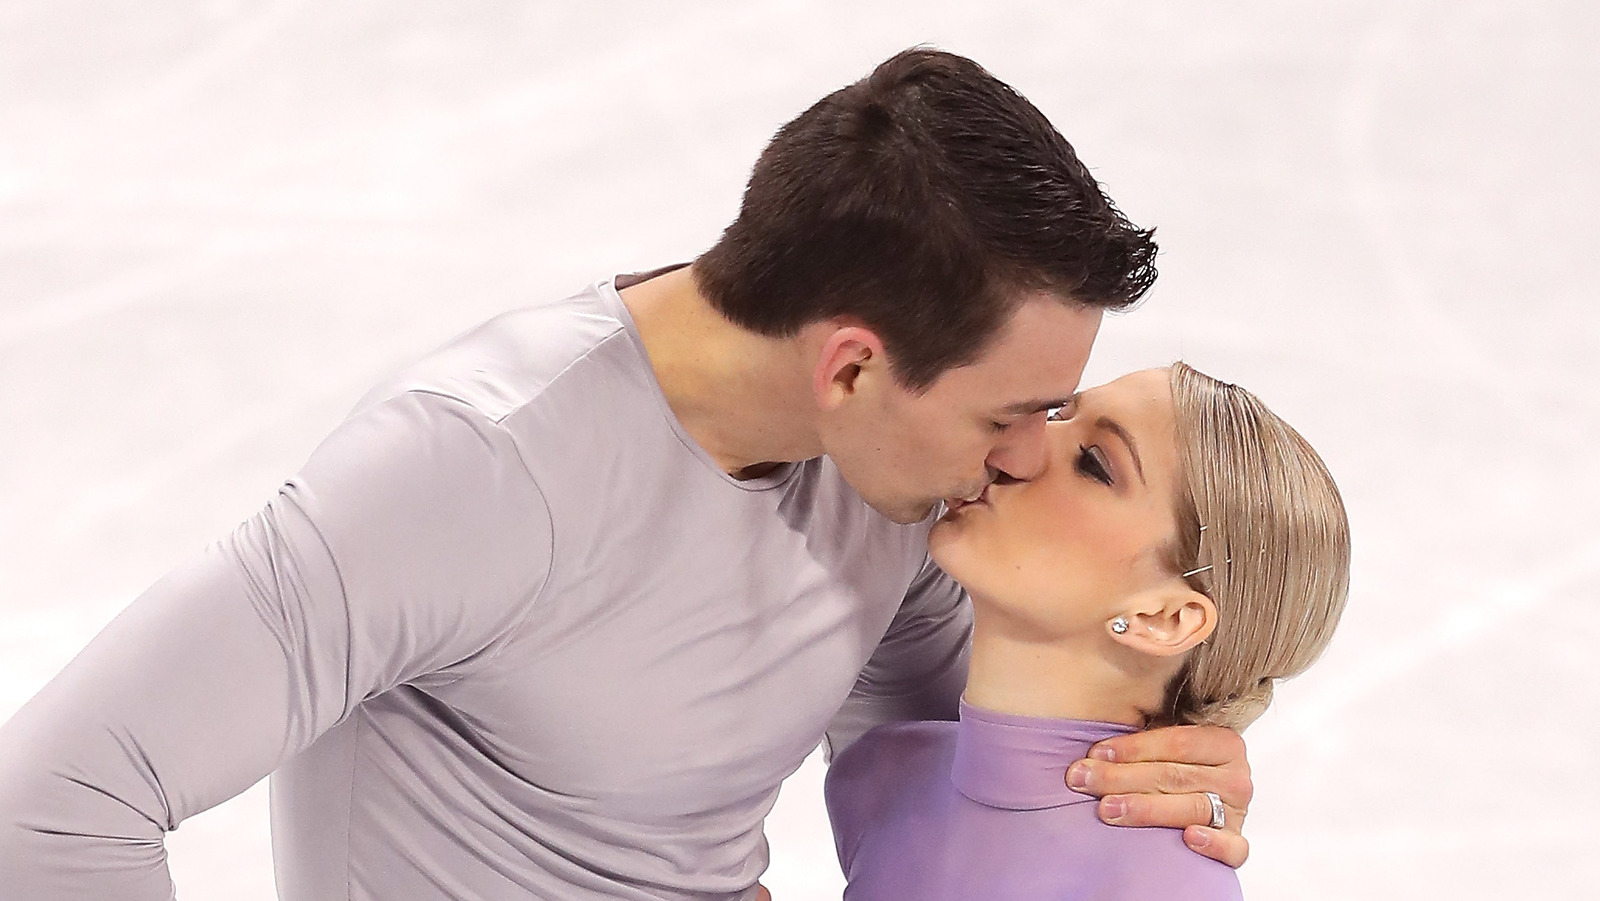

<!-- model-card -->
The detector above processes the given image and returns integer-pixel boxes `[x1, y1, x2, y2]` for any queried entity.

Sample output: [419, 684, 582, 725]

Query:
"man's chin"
[868, 497, 942, 525]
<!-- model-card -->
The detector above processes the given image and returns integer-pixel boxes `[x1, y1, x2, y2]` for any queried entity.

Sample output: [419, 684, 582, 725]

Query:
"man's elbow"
[0, 783, 66, 897]
[0, 759, 174, 899]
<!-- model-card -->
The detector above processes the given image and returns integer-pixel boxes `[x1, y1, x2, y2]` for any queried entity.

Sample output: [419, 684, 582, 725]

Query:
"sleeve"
[822, 553, 971, 760]
[0, 391, 554, 900]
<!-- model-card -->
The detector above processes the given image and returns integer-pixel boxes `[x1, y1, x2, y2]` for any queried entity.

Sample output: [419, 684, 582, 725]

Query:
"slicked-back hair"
[693, 47, 1158, 391]
[1158, 362, 1352, 732]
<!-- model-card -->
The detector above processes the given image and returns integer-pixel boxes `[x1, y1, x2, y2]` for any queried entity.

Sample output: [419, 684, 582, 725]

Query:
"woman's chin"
[929, 514, 965, 542]
[927, 517, 975, 573]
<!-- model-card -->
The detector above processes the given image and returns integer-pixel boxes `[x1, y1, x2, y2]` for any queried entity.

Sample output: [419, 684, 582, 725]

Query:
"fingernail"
[1102, 797, 1127, 821]
[1090, 745, 1116, 762]
[1066, 763, 1090, 791]
[1187, 827, 1212, 850]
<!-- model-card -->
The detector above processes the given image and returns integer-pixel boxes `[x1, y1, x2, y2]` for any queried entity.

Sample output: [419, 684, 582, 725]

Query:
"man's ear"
[1110, 586, 1217, 658]
[812, 324, 887, 412]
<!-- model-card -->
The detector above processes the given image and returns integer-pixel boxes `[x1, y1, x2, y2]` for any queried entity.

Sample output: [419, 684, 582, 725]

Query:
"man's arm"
[0, 391, 553, 897]
[0, 539, 322, 898]
[825, 554, 1253, 868]
[1066, 725, 1255, 868]
[823, 554, 970, 759]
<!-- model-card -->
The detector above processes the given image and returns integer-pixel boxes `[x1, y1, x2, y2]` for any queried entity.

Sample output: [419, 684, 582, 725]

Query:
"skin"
[622, 267, 1253, 869]
[932, 369, 1217, 723]
[806, 291, 1102, 523]
[933, 369, 1252, 853]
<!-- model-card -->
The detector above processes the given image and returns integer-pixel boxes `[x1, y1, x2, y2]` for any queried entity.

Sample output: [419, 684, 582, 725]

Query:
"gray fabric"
[0, 277, 972, 900]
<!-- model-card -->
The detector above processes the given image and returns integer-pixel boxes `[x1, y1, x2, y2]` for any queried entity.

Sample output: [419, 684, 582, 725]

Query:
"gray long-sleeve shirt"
[0, 275, 972, 900]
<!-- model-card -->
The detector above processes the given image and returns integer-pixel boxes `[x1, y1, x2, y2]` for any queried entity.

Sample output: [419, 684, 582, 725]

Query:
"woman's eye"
[1076, 445, 1113, 485]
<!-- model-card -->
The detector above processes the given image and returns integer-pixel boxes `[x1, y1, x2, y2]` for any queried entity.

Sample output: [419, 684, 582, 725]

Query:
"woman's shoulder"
[829, 720, 957, 786]
[1078, 822, 1244, 901]
[824, 720, 959, 871]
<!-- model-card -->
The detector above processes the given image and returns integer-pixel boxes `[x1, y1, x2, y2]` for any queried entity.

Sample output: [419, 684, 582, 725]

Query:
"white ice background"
[2, 2, 1597, 898]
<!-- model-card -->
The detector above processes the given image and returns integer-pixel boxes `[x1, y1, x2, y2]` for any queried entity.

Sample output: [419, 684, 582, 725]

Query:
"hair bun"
[1186, 678, 1275, 732]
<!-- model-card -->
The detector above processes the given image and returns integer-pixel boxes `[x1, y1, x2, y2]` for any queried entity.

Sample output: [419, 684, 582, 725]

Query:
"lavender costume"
[826, 701, 1243, 900]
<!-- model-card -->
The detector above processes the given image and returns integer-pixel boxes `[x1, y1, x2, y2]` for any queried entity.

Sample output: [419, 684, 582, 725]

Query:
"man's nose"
[986, 411, 1050, 482]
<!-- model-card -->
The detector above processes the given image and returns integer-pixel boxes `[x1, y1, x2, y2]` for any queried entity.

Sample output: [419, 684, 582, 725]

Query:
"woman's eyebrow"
[1094, 415, 1146, 485]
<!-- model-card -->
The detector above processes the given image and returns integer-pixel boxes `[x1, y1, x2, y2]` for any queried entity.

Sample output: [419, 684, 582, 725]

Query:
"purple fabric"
[825, 701, 1243, 900]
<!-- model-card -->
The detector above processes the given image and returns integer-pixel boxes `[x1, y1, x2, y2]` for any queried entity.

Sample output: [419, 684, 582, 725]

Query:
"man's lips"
[944, 484, 991, 514]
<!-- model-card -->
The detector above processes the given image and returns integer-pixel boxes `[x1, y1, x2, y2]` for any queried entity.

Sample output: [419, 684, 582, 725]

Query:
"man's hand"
[1064, 724, 1252, 868]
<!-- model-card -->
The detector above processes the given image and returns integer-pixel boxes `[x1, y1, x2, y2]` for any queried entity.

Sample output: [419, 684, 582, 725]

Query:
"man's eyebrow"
[1000, 397, 1073, 415]
[1094, 415, 1146, 486]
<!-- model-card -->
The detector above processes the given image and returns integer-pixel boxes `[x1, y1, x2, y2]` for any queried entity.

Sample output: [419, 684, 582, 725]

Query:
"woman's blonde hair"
[1157, 362, 1351, 731]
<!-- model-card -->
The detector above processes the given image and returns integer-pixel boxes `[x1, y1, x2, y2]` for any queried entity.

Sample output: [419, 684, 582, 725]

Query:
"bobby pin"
[1182, 558, 1231, 579]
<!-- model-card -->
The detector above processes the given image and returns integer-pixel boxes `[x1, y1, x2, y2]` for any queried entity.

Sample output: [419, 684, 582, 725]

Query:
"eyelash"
[1076, 445, 1113, 486]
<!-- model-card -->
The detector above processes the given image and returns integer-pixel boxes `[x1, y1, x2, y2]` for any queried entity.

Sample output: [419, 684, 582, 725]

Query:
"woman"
[824, 363, 1350, 900]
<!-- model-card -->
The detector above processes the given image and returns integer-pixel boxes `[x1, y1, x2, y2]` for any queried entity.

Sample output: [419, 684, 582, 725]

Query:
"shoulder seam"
[355, 390, 560, 673]
[427, 323, 630, 426]
[487, 322, 630, 424]
[394, 390, 560, 666]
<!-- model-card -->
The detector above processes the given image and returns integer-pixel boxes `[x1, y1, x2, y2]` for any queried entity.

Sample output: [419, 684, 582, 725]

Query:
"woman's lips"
[944, 484, 991, 515]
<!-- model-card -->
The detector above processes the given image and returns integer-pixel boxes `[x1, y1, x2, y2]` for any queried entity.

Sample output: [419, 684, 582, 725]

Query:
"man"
[0, 48, 1251, 899]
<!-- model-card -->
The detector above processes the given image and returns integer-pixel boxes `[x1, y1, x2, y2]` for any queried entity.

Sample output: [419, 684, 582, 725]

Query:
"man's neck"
[618, 266, 823, 478]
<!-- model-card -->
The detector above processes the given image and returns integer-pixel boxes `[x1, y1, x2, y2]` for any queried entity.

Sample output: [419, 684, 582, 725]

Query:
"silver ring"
[1204, 791, 1225, 829]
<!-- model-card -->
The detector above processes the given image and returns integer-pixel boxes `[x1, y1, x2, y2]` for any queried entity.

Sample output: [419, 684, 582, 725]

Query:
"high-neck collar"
[951, 699, 1138, 811]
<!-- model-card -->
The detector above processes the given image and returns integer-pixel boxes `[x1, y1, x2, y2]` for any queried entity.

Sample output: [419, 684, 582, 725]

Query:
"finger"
[755, 885, 772, 901]
[1097, 792, 1247, 836]
[1087, 724, 1246, 768]
[1184, 825, 1249, 869]
[1067, 759, 1253, 811]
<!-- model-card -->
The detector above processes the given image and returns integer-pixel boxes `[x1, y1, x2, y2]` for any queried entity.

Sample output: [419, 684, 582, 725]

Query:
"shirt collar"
[951, 699, 1139, 811]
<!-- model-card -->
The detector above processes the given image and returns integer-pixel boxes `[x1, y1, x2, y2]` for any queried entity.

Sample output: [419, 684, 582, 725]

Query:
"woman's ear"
[811, 324, 886, 412]
[1109, 586, 1217, 658]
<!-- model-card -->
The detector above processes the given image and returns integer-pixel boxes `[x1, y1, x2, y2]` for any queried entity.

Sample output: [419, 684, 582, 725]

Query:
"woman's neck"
[963, 613, 1169, 728]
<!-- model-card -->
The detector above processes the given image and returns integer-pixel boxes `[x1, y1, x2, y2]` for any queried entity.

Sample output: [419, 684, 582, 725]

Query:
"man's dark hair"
[693, 47, 1158, 391]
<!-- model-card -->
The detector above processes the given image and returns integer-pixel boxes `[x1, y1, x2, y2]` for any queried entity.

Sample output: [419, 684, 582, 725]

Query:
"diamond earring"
[1110, 617, 1129, 634]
